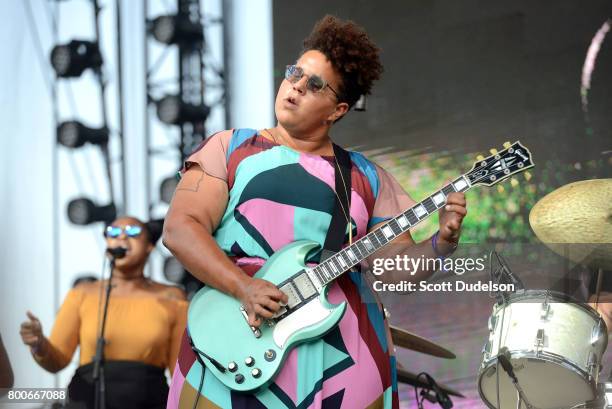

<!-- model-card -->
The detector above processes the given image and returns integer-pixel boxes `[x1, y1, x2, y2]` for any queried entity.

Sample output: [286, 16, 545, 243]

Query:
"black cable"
[415, 372, 429, 409]
[188, 336, 227, 409]
[190, 348, 205, 409]
[416, 372, 453, 409]
[413, 379, 422, 409]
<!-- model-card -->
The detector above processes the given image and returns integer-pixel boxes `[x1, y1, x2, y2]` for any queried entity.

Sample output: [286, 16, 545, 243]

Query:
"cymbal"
[529, 178, 612, 269]
[396, 367, 465, 398]
[389, 325, 456, 359]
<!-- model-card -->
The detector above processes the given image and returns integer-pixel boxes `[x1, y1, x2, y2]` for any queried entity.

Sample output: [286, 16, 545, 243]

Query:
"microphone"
[106, 247, 127, 259]
[498, 347, 518, 383]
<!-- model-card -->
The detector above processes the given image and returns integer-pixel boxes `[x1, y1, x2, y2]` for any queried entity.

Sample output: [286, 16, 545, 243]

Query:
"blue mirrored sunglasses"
[105, 225, 143, 238]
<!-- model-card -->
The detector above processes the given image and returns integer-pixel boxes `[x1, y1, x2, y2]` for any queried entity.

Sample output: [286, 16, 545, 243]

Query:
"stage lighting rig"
[163, 256, 203, 299]
[155, 94, 210, 125]
[160, 176, 179, 204]
[57, 121, 109, 149]
[50, 40, 103, 78]
[163, 256, 185, 283]
[67, 198, 116, 225]
[149, 14, 204, 46]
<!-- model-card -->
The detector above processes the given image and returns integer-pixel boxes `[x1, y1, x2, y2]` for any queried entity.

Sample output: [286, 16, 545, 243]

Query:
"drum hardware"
[534, 328, 546, 351]
[395, 366, 464, 398]
[389, 325, 456, 359]
[591, 323, 607, 346]
[482, 340, 492, 359]
[395, 363, 459, 408]
[489, 314, 498, 331]
[586, 352, 599, 383]
[541, 299, 551, 320]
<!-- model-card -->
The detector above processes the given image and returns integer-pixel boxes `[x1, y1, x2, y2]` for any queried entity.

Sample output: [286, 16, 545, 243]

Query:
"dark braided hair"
[302, 15, 383, 108]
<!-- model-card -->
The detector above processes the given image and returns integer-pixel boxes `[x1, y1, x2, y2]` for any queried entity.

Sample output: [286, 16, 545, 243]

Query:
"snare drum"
[478, 290, 608, 409]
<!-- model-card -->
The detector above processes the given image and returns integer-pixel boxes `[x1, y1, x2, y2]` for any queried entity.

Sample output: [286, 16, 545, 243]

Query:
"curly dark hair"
[302, 15, 383, 108]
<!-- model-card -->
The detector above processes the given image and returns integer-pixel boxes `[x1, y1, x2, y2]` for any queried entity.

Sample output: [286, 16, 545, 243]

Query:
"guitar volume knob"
[228, 362, 238, 372]
[264, 349, 276, 362]
[245, 356, 255, 367]
[251, 368, 262, 378]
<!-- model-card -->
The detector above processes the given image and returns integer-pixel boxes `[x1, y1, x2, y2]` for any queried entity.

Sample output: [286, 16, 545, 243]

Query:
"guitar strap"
[321, 144, 352, 261]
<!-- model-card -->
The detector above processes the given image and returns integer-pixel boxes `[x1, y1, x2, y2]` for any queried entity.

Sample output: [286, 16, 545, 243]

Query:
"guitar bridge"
[239, 305, 262, 338]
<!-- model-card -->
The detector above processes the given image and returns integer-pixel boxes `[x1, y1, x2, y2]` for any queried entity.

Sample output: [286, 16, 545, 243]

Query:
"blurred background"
[0, 0, 610, 407]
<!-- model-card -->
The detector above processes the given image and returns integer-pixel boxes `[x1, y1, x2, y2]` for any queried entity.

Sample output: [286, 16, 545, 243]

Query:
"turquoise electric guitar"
[187, 141, 534, 392]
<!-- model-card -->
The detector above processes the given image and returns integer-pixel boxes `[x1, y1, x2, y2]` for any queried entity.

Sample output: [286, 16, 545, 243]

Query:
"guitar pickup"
[278, 283, 301, 308]
[292, 273, 317, 299]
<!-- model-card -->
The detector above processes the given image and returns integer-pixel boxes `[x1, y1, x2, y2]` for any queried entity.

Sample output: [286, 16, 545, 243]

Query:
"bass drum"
[478, 290, 608, 409]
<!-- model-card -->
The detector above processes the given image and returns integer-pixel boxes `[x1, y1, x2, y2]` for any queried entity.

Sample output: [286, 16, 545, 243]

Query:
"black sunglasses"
[285, 65, 340, 99]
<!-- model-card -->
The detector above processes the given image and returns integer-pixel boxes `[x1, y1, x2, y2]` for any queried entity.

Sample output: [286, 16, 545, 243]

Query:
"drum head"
[479, 356, 595, 408]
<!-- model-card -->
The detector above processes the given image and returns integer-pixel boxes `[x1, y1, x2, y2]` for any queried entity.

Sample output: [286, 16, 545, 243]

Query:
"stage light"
[160, 176, 179, 204]
[150, 15, 204, 45]
[72, 274, 98, 288]
[50, 40, 102, 78]
[67, 198, 116, 225]
[163, 256, 203, 299]
[155, 95, 210, 125]
[144, 219, 164, 245]
[163, 256, 185, 283]
[57, 121, 109, 148]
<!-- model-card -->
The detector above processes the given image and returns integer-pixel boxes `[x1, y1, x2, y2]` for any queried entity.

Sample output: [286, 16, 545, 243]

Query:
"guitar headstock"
[466, 141, 534, 187]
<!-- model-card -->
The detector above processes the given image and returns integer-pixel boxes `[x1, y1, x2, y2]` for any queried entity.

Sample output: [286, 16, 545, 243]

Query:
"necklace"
[262, 128, 279, 144]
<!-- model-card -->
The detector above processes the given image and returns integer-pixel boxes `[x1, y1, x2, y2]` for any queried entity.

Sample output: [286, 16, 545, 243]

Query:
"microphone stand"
[93, 254, 118, 409]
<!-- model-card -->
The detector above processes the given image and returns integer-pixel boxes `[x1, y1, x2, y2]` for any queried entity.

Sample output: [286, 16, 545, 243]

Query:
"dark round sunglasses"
[104, 225, 143, 239]
[285, 64, 339, 99]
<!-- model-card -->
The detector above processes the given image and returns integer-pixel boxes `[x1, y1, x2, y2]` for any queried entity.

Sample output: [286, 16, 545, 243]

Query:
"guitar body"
[187, 240, 347, 393]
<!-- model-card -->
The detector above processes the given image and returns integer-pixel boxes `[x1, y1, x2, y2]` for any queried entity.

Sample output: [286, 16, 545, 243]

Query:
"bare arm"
[0, 334, 13, 390]
[589, 292, 612, 334]
[19, 311, 73, 373]
[163, 168, 287, 327]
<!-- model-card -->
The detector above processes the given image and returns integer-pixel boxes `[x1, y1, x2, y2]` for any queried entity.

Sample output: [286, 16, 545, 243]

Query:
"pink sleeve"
[182, 130, 233, 181]
[371, 164, 416, 225]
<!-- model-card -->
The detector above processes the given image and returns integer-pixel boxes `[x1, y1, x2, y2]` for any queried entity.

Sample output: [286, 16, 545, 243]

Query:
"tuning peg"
[476, 154, 485, 161]
[524, 171, 532, 181]
[510, 178, 519, 187]
[497, 185, 505, 193]
[489, 148, 498, 155]
[503, 142, 511, 149]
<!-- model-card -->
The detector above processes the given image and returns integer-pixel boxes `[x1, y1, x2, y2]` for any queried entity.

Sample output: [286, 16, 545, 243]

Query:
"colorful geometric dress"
[167, 129, 415, 409]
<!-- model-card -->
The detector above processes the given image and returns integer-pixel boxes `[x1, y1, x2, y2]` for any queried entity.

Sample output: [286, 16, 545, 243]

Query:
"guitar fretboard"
[309, 175, 471, 286]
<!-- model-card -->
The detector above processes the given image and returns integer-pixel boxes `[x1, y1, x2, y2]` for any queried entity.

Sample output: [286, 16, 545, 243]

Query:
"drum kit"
[391, 178, 612, 408]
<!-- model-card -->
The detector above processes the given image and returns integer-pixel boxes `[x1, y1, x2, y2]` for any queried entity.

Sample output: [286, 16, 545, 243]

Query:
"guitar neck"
[310, 175, 472, 286]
